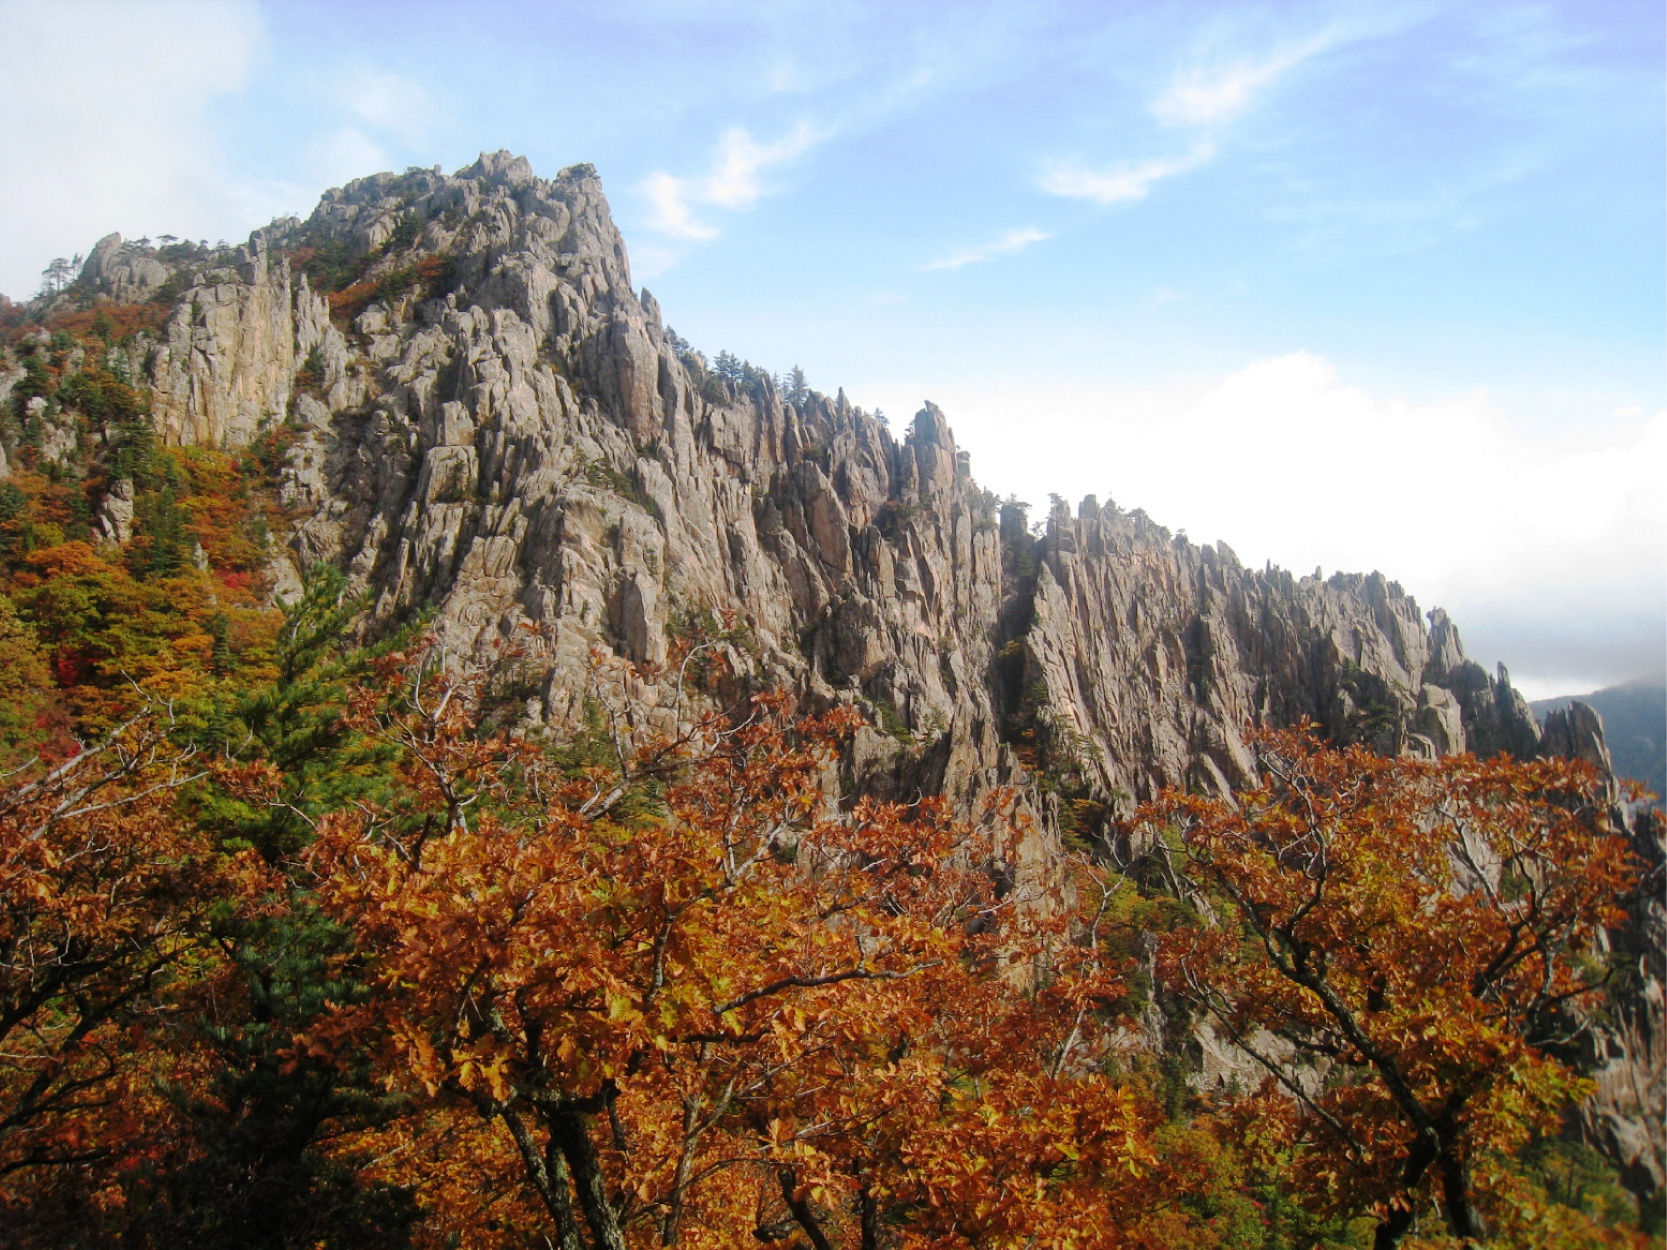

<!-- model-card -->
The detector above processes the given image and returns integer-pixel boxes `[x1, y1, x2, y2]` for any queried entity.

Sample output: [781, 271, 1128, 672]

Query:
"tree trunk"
[859, 1184, 882, 1250]
[547, 1136, 587, 1250]
[552, 1107, 629, 1250]
[659, 1094, 703, 1246]
[1372, 1203, 1418, 1250]
[501, 1105, 583, 1250]
[777, 1167, 836, 1250]
[1373, 1129, 1440, 1250]
[1439, 1151, 1486, 1245]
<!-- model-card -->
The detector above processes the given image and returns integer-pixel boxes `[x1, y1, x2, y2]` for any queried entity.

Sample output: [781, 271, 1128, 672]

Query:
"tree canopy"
[1148, 728, 1648, 1248]
[0, 643, 1653, 1248]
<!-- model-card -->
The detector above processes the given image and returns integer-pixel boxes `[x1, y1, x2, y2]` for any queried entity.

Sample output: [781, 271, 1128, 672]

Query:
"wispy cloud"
[284, 62, 445, 197]
[1040, 143, 1214, 204]
[1152, 30, 1339, 127]
[641, 122, 823, 240]
[305, 127, 390, 192]
[641, 173, 716, 241]
[1040, 25, 1356, 218]
[921, 227, 1050, 272]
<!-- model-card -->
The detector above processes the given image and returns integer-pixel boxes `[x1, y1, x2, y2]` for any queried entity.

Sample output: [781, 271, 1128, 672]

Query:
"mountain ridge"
[12, 153, 1565, 788]
[4, 150, 1660, 1194]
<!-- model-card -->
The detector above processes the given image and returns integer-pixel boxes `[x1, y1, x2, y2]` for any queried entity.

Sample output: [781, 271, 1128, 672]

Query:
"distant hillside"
[1533, 678, 1666, 804]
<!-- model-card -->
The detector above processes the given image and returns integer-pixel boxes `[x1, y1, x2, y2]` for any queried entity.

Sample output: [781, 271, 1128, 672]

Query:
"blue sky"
[2, 0, 1661, 697]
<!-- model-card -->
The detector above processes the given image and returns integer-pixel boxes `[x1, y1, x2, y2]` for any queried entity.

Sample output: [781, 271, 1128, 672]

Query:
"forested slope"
[0, 152, 1659, 1248]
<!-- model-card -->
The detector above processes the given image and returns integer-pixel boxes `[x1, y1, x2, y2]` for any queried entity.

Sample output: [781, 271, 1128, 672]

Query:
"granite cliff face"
[62, 154, 1557, 801]
[33, 152, 1664, 1193]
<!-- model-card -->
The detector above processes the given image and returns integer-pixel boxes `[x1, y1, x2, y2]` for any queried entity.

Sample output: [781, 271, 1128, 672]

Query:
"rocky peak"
[1540, 699, 1615, 777]
[74, 232, 176, 304]
[49, 149, 1607, 808]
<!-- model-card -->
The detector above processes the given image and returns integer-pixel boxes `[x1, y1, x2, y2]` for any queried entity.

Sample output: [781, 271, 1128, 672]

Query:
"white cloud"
[642, 172, 718, 242]
[304, 127, 391, 194]
[0, 0, 266, 297]
[857, 356, 1665, 696]
[338, 67, 433, 147]
[640, 122, 822, 240]
[629, 243, 685, 284]
[1040, 143, 1215, 204]
[922, 227, 1050, 272]
[1152, 30, 1338, 126]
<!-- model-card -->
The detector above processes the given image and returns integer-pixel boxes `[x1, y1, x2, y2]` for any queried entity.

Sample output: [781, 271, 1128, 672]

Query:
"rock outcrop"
[42, 151, 1664, 1196]
[65, 156, 1550, 799]
[79, 234, 173, 305]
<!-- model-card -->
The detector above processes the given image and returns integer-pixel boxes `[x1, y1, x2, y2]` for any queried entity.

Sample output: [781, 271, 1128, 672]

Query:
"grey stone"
[81, 233, 123, 284]
[80, 232, 176, 304]
[94, 478, 135, 545]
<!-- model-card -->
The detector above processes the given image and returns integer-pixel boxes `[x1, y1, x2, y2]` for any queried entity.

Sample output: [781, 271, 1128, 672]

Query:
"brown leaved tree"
[1150, 727, 1649, 1248]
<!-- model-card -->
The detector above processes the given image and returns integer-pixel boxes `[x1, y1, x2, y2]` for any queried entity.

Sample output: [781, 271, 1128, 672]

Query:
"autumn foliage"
[0, 709, 276, 1232]
[1146, 730, 1651, 1248]
[297, 661, 1171, 1249]
[0, 618, 1652, 1249]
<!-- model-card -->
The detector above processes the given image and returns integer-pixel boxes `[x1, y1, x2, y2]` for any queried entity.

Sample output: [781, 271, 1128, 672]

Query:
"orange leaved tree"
[1150, 727, 1647, 1248]
[0, 705, 266, 1227]
[302, 652, 1183, 1249]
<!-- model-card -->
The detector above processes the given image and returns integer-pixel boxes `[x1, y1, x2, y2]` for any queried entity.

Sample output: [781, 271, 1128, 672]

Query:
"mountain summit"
[41, 153, 1572, 798]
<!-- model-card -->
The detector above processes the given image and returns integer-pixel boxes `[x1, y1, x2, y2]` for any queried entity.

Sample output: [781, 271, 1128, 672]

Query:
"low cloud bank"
[863, 353, 1664, 700]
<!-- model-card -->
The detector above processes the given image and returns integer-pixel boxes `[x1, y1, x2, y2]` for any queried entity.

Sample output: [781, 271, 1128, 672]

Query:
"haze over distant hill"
[1533, 678, 1666, 807]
